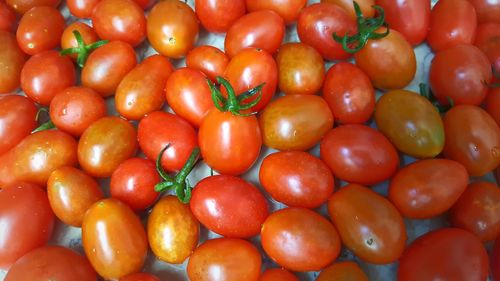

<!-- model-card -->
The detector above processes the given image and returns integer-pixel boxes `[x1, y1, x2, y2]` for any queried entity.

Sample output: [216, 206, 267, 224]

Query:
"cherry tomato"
[110, 158, 160, 211]
[0, 31, 26, 93]
[467, 0, 500, 23]
[260, 95, 333, 151]
[0, 95, 36, 155]
[259, 268, 298, 281]
[0, 130, 78, 187]
[67, 0, 100, 18]
[443, 105, 500, 176]
[328, 184, 406, 264]
[259, 151, 334, 208]
[120, 273, 161, 281]
[115, 54, 174, 120]
[138, 111, 197, 173]
[474, 23, 500, 74]
[60, 22, 99, 60]
[320, 0, 375, 19]
[0, 183, 54, 269]
[0, 1, 16, 32]
[195, 0, 245, 33]
[276, 42, 325, 96]
[492, 236, 500, 281]
[6, 0, 59, 14]
[148, 195, 199, 264]
[398, 228, 489, 281]
[187, 238, 261, 281]
[486, 88, 500, 126]
[322, 62, 375, 124]
[316, 262, 368, 281]
[190, 175, 269, 238]
[186, 45, 229, 82]
[78, 116, 137, 178]
[246, 0, 305, 24]
[5, 246, 96, 281]
[82, 198, 148, 280]
[147, 0, 199, 58]
[297, 3, 357, 61]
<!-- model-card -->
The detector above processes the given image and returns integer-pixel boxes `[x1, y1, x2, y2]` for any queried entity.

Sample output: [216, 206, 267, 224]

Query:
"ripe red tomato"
[467, 0, 500, 23]
[321, 0, 375, 19]
[316, 262, 368, 281]
[259, 268, 298, 281]
[60, 22, 99, 60]
[297, 3, 357, 61]
[486, 88, 500, 126]
[493, 236, 500, 281]
[0, 31, 26, 94]
[322, 62, 375, 124]
[120, 273, 161, 281]
[474, 22, 500, 74]
[195, 0, 246, 33]
[6, 0, 60, 14]
[186, 45, 229, 82]
[0, 95, 36, 155]
[0, 183, 54, 269]
[67, 0, 100, 18]
[246, 0, 306, 24]
[0, 1, 16, 32]
[398, 228, 489, 281]
[328, 184, 406, 264]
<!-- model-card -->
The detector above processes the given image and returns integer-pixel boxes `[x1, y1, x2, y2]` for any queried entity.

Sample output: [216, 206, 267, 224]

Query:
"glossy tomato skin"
[195, 0, 246, 33]
[115, 54, 174, 120]
[388, 159, 468, 219]
[493, 237, 500, 281]
[148, 196, 199, 264]
[398, 228, 489, 281]
[60, 22, 99, 60]
[322, 62, 375, 124]
[297, 3, 357, 61]
[110, 158, 160, 211]
[246, 0, 306, 24]
[0, 183, 54, 269]
[259, 268, 298, 281]
[328, 184, 406, 264]
[467, 0, 500, 23]
[225, 10, 285, 57]
[186, 45, 229, 82]
[120, 273, 161, 281]
[138, 111, 197, 173]
[320, 0, 375, 19]
[82, 199, 148, 280]
[147, 0, 199, 58]
[474, 23, 500, 74]
[259, 151, 334, 208]
[190, 175, 269, 238]
[6, 0, 60, 14]
[276, 42, 325, 96]
[78, 117, 137, 178]
[187, 238, 261, 281]
[316, 262, 368, 281]
[67, 0, 100, 18]
[0, 95, 36, 155]
[0, 31, 26, 93]
[443, 105, 500, 176]
[260, 95, 333, 151]
[0, 2, 16, 32]
[486, 88, 500, 126]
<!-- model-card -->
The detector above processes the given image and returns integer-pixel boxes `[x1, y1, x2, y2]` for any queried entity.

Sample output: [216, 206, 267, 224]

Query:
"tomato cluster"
[0, 0, 499, 280]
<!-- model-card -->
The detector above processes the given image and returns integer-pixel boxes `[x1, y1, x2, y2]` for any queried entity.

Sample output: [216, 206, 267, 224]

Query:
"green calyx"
[60, 30, 108, 68]
[333, 1, 390, 54]
[419, 83, 454, 113]
[32, 108, 56, 133]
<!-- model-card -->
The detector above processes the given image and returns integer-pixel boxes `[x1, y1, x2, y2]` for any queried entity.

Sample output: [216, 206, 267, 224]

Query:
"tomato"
[467, 0, 500, 23]
[82, 41, 137, 97]
[0, 31, 26, 93]
[138, 111, 197, 173]
[120, 273, 161, 281]
[259, 151, 334, 208]
[186, 45, 229, 82]
[0, 1, 16, 32]
[110, 158, 160, 211]
[92, 0, 146, 47]
[187, 238, 261, 281]
[78, 116, 137, 178]
[322, 62, 375, 124]
[116, 54, 174, 120]
[0, 130, 78, 187]
[297, 3, 357, 61]
[276, 42, 324, 96]
[246, 0, 305, 24]
[427, 0, 476, 52]
[195, 0, 245, 33]
[316, 262, 368, 281]
[320, 0, 375, 19]
[474, 23, 500, 74]
[6, 0, 59, 14]
[260, 95, 333, 151]
[328, 184, 406, 264]
[148, 195, 199, 264]
[0, 95, 36, 155]
[190, 175, 268, 238]
[493, 237, 500, 281]
[83, 198, 148, 280]
[5, 246, 96, 281]
[60, 22, 99, 60]
[259, 268, 298, 281]
[147, 0, 199, 58]
[398, 228, 489, 281]
[0, 183, 54, 269]
[67, 0, 100, 18]
[165, 68, 214, 127]
[486, 88, 500, 126]
[443, 105, 500, 176]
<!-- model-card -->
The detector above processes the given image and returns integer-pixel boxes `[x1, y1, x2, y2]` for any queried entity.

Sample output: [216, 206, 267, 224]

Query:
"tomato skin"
[474, 23, 500, 74]
[259, 268, 298, 281]
[246, 0, 306, 24]
[78, 117, 137, 178]
[0, 183, 54, 269]
[0, 31, 26, 94]
[190, 175, 269, 238]
[467, 0, 500, 23]
[0, 2, 16, 32]
[110, 158, 160, 211]
[186, 45, 229, 82]
[388, 159, 468, 219]
[138, 111, 197, 173]
[148, 195, 199, 264]
[195, 0, 246, 33]
[398, 228, 488, 281]
[493, 237, 500, 281]
[187, 238, 262, 281]
[276, 42, 325, 96]
[60, 22, 99, 60]
[147, 0, 199, 59]
[297, 3, 357, 61]
[67, 0, 100, 18]
[328, 184, 406, 264]
[260, 95, 333, 151]
[120, 273, 161, 281]
[486, 88, 500, 126]
[82, 198, 148, 280]
[259, 151, 334, 208]
[0, 95, 37, 155]
[320, 0, 375, 19]
[316, 262, 368, 281]
[6, 0, 60, 14]
[443, 105, 500, 176]
[322, 62, 375, 124]
[115, 55, 174, 120]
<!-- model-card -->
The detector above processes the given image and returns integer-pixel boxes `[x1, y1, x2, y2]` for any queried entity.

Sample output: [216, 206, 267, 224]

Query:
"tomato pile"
[0, 0, 499, 280]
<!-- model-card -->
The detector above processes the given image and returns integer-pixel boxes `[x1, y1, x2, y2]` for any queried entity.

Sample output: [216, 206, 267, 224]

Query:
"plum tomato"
[120, 273, 161, 281]
[474, 22, 500, 74]
[60, 22, 99, 60]
[186, 45, 229, 82]
[0, 1, 16, 32]
[6, 0, 60, 14]
[246, 0, 306, 24]
[0, 31, 26, 94]
[316, 261, 368, 281]
[67, 0, 100, 18]
[0, 95, 37, 155]
[259, 268, 298, 281]
[195, 0, 246, 33]
[467, 0, 500, 23]
[320, 0, 375, 19]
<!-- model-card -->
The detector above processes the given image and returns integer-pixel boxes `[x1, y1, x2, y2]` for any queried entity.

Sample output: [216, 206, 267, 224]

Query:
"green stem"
[32, 108, 56, 133]
[60, 30, 108, 68]
[207, 77, 264, 116]
[419, 83, 454, 113]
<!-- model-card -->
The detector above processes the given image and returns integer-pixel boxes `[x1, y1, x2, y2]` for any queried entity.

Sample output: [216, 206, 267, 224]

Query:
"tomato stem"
[60, 30, 108, 68]
[419, 83, 454, 113]
[207, 76, 264, 116]
[32, 108, 56, 133]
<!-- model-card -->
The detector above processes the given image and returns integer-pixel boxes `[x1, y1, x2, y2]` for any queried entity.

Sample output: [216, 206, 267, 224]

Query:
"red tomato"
[0, 31, 26, 94]
[320, 0, 375, 19]
[322, 62, 375, 124]
[120, 273, 161, 281]
[467, 0, 500, 23]
[0, 95, 36, 155]
[297, 3, 357, 61]
[6, 0, 60, 14]
[0, 183, 54, 269]
[398, 228, 489, 281]
[246, 0, 306, 24]
[259, 268, 298, 281]
[486, 88, 500, 126]
[474, 22, 500, 74]
[224, 10, 285, 58]
[0, 1, 16, 32]
[316, 262, 368, 281]
[5, 246, 96, 281]
[186, 45, 229, 82]
[328, 184, 407, 264]
[195, 0, 245, 33]
[493, 236, 500, 281]
[60, 22, 99, 60]
[67, 0, 100, 18]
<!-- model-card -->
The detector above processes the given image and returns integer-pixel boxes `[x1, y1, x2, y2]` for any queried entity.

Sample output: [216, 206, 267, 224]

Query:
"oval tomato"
[320, 0, 375, 19]
[67, 0, 100, 18]
[474, 23, 500, 74]
[259, 268, 298, 281]
[0, 31, 27, 94]
[246, 0, 306, 24]
[0, 95, 37, 155]
[316, 262, 368, 281]
[60, 22, 99, 60]
[0, 2, 16, 32]
[486, 88, 500, 126]
[6, 0, 60, 14]
[120, 273, 161, 281]
[467, 0, 500, 23]
[195, 0, 245, 33]
[186, 45, 229, 82]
